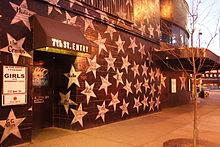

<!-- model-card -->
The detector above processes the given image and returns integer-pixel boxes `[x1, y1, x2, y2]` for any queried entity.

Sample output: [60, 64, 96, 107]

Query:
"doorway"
[32, 51, 76, 130]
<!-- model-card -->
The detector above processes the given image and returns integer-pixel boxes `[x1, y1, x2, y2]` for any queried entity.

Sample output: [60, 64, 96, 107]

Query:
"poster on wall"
[171, 78, 177, 93]
[2, 66, 28, 106]
[32, 67, 49, 86]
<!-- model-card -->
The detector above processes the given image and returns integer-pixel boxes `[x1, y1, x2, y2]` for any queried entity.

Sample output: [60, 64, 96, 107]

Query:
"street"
[15, 91, 220, 147]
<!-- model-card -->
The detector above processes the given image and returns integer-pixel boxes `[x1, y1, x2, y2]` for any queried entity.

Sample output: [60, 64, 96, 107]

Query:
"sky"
[186, 0, 220, 56]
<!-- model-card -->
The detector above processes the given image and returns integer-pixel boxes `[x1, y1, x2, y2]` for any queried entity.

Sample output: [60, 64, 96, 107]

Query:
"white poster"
[2, 66, 27, 106]
[171, 79, 177, 93]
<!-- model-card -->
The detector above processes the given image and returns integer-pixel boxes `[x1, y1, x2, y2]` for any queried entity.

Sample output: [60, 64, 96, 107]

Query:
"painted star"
[116, 10, 126, 20]
[99, 74, 112, 95]
[62, 11, 77, 26]
[48, 0, 62, 15]
[147, 51, 153, 66]
[133, 97, 142, 113]
[148, 25, 154, 38]
[156, 24, 161, 38]
[149, 68, 155, 83]
[123, 79, 133, 97]
[138, 43, 146, 59]
[158, 84, 162, 94]
[86, 56, 101, 78]
[155, 96, 161, 110]
[141, 62, 148, 76]
[69, 0, 83, 7]
[0, 33, 31, 64]
[0, 109, 25, 144]
[161, 74, 167, 87]
[81, 81, 96, 104]
[150, 84, 156, 98]
[121, 56, 131, 74]
[139, 23, 146, 36]
[155, 68, 161, 79]
[64, 65, 81, 88]
[128, 37, 138, 54]
[82, 17, 95, 31]
[180, 76, 186, 90]
[131, 61, 140, 79]
[104, 26, 116, 40]
[70, 104, 88, 127]
[134, 79, 142, 94]
[115, 35, 125, 54]
[10, 0, 35, 30]
[109, 92, 120, 112]
[149, 97, 155, 111]
[96, 10, 109, 21]
[94, 33, 107, 54]
[143, 78, 150, 93]
[113, 69, 124, 88]
[141, 96, 149, 111]
[59, 91, 77, 114]
[105, 52, 116, 71]
[126, 0, 133, 6]
[96, 101, 109, 122]
[119, 99, 129, 117]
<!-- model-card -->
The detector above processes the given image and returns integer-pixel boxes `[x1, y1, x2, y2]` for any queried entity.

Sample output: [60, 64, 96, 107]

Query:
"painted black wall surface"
[0, 0, 190, 146]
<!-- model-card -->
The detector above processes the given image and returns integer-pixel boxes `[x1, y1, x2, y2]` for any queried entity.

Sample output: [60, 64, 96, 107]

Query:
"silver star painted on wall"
[141, 96, 149, 111]
[139, 23, 146, 36]
[96, 101, 109, 123]
[113, 69, 124, 88]
[180, 76, 186, 90]
[62, 11, 77, 26]
[128, 37, 138, 54]
[155, 96, 161, 110]
[104, 26, 116, 40]
[149, 68, 155, 83]
[94, 33, 107, 54]
[131, 61, 140, 79]
[64, 65, 81, 88]
[82, 17, 95, 31]
[115, 35, 125, 54]
[108, 92, 120, 112]
[121, 56, 131, 74]
[59, 91, 77, 114]
[99, 74, 112, 95]
[147, 51, 153, 66]
[161, 74, 167, 87]
[119, 99, 129, 117]
[148, 25, 154, 38]
[105, 52, 116, 71]
[81, 81, 96, 104]
[156, 25, 161, 38]
[141, 62, 148, 76]
[47, 0, 62, 15]
[0, 34, 31, 64]
[133, 97, 142, 113]
[86, 56, 101, 78]
[150, 84, 156, 98]
[143, 78, 150, 93]
[0, 109, 25, 144]
[10, 0, 35, 30]
[149, 97, 155, 111]
[138, 43, 146, 59]
[134, 79, 142, 94]
[70, 103, 88, 127]
[155, 68, 161, 79]
[123, 79, 133, 97]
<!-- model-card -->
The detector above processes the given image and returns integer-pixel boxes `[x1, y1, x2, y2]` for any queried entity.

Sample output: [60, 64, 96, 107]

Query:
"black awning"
[31, 15, 91, 54]
[153, 47, 220, 73]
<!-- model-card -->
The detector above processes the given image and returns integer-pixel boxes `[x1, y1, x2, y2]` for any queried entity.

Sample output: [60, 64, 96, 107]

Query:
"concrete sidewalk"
[16, 91, 220, 147]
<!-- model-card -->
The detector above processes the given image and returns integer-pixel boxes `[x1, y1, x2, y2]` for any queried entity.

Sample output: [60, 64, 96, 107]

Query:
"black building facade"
[0, 0, 192, 146]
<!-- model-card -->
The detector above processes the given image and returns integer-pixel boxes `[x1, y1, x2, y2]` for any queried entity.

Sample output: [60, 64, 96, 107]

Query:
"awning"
[153, 47, 220, 73]
[31, 15, 91, 55]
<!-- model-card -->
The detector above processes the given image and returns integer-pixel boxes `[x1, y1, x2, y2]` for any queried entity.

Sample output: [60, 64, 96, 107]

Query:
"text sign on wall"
[2, 66, 27, 106]
[171, 78, 177, 93]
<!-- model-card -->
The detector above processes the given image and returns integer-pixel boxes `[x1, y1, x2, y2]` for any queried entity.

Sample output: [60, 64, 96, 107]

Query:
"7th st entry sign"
[2, 66, 27, 106]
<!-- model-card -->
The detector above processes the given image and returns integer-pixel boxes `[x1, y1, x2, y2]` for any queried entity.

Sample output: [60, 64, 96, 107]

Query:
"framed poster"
[171, 78, 177, 93]
[32, 67, 49, 86]
[2, 65, 28, 106]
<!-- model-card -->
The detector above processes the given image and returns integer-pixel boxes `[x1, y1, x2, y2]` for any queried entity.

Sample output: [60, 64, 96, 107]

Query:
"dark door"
[32, 51, 76, 129]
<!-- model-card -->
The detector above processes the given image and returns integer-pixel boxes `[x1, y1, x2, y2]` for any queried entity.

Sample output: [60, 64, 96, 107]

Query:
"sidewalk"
[16, 91, 220, 147]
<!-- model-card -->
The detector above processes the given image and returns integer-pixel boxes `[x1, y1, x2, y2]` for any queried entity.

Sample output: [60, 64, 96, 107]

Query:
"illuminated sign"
[2, 66, 27, 106]
[51, 38, 89, 53]
[171, 78, 177, 93]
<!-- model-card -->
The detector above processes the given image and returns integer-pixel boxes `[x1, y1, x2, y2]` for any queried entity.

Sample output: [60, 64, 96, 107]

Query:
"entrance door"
[32, 51, 76, 130]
